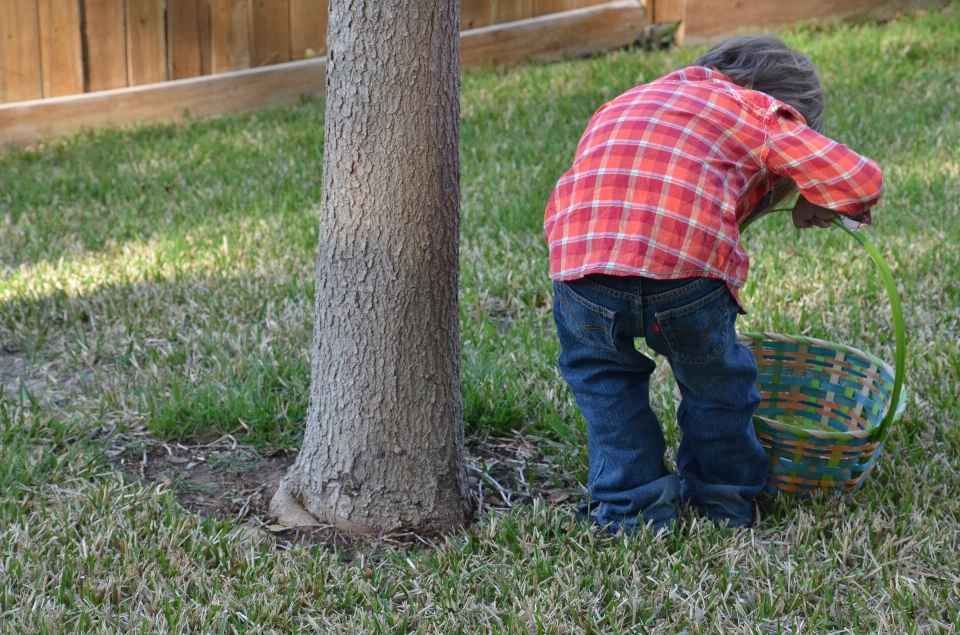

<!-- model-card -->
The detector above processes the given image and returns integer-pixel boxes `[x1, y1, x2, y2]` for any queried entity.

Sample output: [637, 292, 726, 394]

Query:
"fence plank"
[494, 0, 535, 23]
[289, 0, 327, 60]
[0, 0, 43, 103]
[84, 0, 128, 92]
[462, 0, 493, 29]
[126, 0, 167, 85]
[462, 0, 647, 66]
[210, 0, 250, 73]
[652, 0, 683, 22]
[682, 0, 895, 44]
[168, 0, 203, 79]
[572, 0, 632, 10]
[467, 0, 612, 28]
[249, 0, 291, 67]
[198, 0, 213, 75]
[1, 56, 327, 145]
[36, 0, 84, 98]
[533, 0, 571, 15]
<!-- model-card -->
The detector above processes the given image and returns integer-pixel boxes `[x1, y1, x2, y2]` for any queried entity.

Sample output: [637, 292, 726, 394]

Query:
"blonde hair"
[695, 35, 825, 210]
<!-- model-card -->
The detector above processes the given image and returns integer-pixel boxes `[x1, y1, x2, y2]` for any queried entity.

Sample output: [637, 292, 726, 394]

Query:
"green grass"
[2, 5, 960, 632]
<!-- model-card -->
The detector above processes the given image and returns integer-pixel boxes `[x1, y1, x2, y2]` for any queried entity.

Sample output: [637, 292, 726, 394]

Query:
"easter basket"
[740, 218, 906, 496]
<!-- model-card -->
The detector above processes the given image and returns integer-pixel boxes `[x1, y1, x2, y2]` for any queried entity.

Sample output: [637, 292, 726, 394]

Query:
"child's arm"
[764, 111, 883, 222]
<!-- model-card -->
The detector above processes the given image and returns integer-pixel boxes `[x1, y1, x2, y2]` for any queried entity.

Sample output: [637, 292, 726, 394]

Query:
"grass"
[2, 4, 960, 632]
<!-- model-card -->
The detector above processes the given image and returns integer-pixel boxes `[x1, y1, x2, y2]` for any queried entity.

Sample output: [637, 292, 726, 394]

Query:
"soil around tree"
[108, 432, 584, 553]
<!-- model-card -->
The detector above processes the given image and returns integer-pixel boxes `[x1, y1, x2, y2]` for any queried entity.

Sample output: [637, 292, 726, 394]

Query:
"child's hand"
[791, 195, 835, 229]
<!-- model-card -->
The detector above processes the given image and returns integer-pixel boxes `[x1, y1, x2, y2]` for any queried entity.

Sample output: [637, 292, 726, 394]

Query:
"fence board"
[465, 0, 611, 29]
[168, 0, 204, 79]
[653, 0, 684, 23]
[210, 0, 251, 73]
[578, 0, 623, 6]
[462, 0, 494, 29]
[1, 56, 327, 145]
[0, 0, 43, 103]
[462, 0, 647, 66]
[533, 0, 572, 15]
[84, 0, 128, 92]
[198, 0, 213, 75]
[249, 0, 291, 67]
[36, 0, 84, 98]
[682, 0, 905, 44]
[127, 0, 167, 85]
[538, 0, 618, 15]
[495, 0, 535, 23]
[290, 0, 327, 60]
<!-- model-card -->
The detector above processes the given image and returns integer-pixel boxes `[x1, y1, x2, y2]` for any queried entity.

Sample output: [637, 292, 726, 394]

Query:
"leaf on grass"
[483, 493, 503, 505]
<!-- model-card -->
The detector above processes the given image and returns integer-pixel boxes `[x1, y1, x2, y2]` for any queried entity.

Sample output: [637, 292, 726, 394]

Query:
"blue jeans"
[553, 274, 769, 532]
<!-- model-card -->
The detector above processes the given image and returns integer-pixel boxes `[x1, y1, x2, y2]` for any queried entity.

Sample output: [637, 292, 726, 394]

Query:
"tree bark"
[270, 0, 470, 534]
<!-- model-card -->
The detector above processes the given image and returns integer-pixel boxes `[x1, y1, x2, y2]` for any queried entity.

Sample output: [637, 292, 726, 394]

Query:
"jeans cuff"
[679, 475, 759, 528]
[586, 473, 681, 533]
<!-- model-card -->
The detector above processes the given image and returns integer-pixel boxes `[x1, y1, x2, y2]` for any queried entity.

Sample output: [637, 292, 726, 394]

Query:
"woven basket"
[741, 219, 906, 496]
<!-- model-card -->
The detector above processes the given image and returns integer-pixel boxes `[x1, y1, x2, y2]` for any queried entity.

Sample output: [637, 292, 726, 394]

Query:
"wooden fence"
[0, 0, 327, 104]
[1, 0, 945, 144]
[0, 0, 639, 105]
[3, 0, 939, 106]
[0, 1, 648, 144]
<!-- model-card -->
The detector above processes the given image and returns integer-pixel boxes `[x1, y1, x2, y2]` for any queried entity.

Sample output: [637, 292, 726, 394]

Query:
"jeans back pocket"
[654, 283, 732, 364]
[553, 281, 617, 351]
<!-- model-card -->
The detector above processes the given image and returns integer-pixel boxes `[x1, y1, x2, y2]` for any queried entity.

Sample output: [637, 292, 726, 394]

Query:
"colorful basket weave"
[741, 218, 906, 496]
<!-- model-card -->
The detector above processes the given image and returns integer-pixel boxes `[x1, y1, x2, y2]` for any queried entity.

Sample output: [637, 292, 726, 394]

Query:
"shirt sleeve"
[764, 108, 883, 221]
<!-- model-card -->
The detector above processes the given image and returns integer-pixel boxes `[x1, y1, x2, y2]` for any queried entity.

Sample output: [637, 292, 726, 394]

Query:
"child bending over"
[544, 35, 883, 534]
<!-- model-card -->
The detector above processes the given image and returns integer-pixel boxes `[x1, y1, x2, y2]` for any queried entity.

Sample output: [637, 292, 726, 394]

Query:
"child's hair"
[694, 35, 825, 134]
[695, 35, 825, 211]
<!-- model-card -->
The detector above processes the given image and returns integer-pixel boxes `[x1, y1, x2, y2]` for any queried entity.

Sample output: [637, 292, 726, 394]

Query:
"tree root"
[268, 478, 324, 528]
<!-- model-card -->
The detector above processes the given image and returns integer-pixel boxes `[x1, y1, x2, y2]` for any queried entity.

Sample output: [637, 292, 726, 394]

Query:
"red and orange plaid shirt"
[544, 67, 883, 310]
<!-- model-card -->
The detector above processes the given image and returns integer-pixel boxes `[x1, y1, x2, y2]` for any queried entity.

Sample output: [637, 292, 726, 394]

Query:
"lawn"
[2, 5, 960, 633]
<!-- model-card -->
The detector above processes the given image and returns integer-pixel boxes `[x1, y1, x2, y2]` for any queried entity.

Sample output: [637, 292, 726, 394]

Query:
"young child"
[544, 35, 883, 534]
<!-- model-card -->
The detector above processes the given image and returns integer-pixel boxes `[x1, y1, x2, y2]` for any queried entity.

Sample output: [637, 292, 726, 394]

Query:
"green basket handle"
[829, 217, 906, 440]
[740, 208, 906, 438]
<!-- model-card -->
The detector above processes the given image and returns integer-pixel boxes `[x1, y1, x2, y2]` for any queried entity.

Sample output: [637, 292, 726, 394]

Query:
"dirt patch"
[0, 349, 88, 407]
[0, 350, 27, 388]
[108, 432, 584, 552]
[108, 435, 294, 522]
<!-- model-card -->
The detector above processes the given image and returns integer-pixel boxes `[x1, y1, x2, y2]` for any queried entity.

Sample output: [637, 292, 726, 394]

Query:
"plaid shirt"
[544, 67, 884, 310]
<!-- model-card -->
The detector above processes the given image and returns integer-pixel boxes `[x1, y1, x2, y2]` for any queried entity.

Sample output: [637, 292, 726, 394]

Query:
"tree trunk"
[270, 0, 470, 534]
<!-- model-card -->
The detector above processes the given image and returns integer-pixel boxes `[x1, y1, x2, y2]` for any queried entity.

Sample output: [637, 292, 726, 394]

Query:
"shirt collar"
[657, 66, 738, 86]
[656, 66, 809, 126]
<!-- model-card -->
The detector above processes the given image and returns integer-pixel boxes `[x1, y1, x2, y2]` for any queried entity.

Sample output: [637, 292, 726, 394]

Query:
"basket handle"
[741, 204, 906, 437]
[829, 217, 906, 439]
